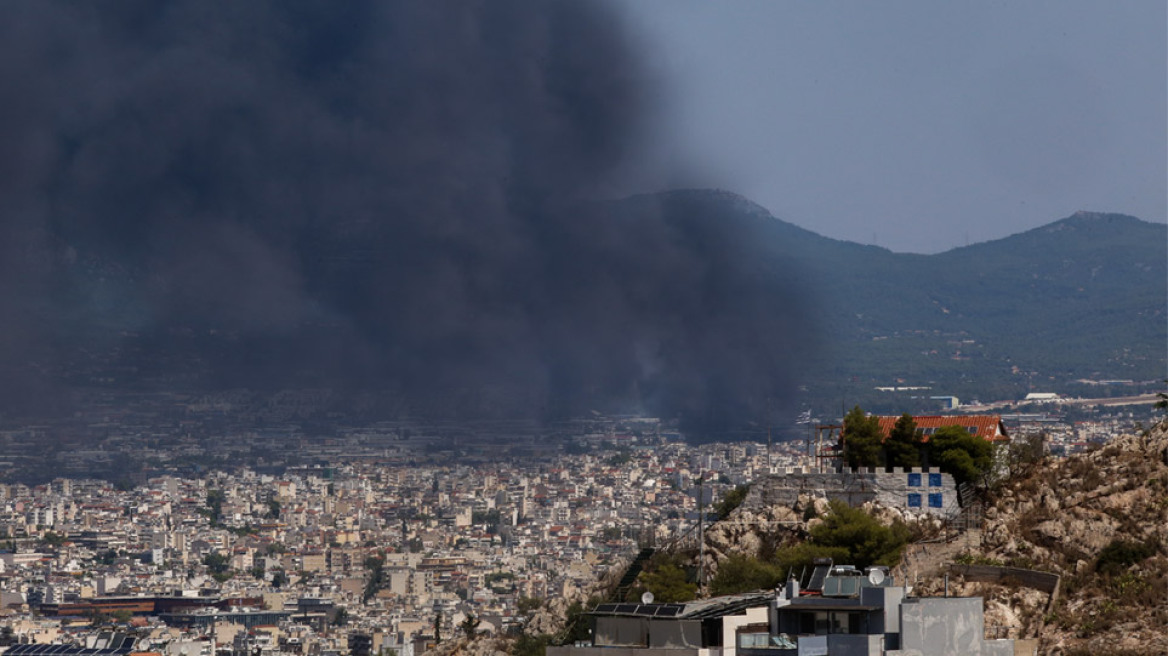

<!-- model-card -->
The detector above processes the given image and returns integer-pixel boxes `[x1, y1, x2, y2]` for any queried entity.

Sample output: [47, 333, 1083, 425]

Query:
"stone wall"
[946, 564, 1060, 595]
[744, 467, 961, 520]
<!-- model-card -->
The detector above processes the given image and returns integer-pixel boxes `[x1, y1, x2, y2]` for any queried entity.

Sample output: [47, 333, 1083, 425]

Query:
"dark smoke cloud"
[0, 1, 815, 432]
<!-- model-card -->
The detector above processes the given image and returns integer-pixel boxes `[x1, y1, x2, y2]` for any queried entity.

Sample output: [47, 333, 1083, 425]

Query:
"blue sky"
[617, 1, 1166, 253]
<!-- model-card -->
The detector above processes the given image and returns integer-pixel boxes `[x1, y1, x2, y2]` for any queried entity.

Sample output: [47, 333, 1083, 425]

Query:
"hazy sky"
[618, 1, 1167, 254]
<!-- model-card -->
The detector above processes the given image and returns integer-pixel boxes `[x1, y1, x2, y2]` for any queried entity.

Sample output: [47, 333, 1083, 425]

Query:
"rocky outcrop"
[943, 421, 1168, 655]
[704, 502, 803, 572]
[425, 554, 632, 656]
[423, 636, 511, 656]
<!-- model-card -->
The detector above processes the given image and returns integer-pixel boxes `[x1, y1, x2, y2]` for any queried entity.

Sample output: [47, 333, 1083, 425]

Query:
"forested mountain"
[631, 190, 1166, 416]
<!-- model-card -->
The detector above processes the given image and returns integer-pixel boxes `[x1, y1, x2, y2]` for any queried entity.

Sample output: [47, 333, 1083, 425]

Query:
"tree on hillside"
[517, 596, 543, 619]
[714, 484, 751, 519]
[363, 554, 386, 603]
[709, 554, 785, 596]
[842, 406, 883, 468]
[204, 552, 230, 576]
[813, 501, 911, 567]
[928, 425, 994, 486]
[883, 413, 922, 468]
[202, 489, 225, 525]
[1003, 432, 1046, 478]
[772, 542, 851, 576]
[460, 612, 481, 639]
[639, 561, 697, 602]
[271, 569, 289, 589]
[775, 500, 910, 572]
[558, 596, 602, 645]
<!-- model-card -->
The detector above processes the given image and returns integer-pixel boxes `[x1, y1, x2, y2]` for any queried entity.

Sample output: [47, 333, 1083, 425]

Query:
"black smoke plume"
[0, 1, 815, 433]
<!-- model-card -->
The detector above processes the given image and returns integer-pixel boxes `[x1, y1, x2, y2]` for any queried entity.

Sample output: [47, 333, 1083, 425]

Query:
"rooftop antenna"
[766, 397, 773, 474]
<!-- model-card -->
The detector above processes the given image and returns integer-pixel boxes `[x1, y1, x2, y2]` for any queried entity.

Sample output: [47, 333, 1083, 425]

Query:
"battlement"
[745, 467, 961, 519]
[773, 465, 948, 476]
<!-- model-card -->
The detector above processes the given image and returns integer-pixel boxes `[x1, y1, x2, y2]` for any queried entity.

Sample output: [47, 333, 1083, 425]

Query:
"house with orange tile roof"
[873, 415, 1010, 443]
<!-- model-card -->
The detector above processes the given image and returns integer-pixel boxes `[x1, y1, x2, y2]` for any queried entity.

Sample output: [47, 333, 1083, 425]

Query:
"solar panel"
[838, 578, 859, 597]
[806, 563, 831, 592]
[822, 577, 840, 596]
[5, 645, 136, 656]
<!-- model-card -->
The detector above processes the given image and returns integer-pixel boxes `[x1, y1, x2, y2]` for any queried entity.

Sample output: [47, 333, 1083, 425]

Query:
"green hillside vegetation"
[706, 500, 911, 596]
[631, 497, 916, 601]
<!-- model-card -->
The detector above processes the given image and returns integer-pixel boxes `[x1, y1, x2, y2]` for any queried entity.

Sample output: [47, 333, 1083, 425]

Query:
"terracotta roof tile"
[874, 415, 1009, 442]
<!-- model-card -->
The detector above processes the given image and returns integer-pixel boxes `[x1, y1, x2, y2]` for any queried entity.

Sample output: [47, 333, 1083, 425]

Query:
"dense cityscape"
[0, 398, 1159, 656]
[0, 1, 1161, 654]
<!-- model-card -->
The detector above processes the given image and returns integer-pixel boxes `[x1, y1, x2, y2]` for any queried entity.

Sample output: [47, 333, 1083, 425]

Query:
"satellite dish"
[641, 591, 655, 604]
[867, 569, 886, 586]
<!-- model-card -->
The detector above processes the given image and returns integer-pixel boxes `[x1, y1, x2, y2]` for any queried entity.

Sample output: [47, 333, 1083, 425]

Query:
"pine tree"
[883, 413, 922, 467]
[842, 406, 882, 467]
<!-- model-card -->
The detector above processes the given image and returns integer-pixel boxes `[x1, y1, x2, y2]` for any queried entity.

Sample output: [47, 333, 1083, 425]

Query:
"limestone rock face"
[526, 595, 571, 636]
[963, 420, 1168, 655]
[424, 637, 511, 656]
[433, 554, 634, 656]
[704, 504, 802, 572]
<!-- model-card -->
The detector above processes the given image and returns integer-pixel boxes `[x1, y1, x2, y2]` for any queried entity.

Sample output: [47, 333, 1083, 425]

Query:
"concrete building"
[548, 593, 773, 656]
[549, 563, 1020, 656]
[762, 566, 1017, 655]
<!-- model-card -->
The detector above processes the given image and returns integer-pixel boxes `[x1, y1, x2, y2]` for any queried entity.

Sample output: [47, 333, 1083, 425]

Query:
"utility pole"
[697, 475, 705, 593]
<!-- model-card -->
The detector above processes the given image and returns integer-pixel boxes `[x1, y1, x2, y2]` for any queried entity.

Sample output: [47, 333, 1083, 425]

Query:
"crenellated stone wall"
[743, 467, 961, 520]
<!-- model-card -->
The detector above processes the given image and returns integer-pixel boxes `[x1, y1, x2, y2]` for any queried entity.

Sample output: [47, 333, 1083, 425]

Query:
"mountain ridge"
[625, 189, 1166, 417]
[655, 189, 1164, 256]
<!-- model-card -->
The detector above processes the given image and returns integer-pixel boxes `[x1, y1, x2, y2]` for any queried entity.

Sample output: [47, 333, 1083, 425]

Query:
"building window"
[967, 426, 978, 434]
[928, 473, 942, 487]
[928, 493, 943, 508]
[800, 611, 832, 635]
[907, 473, 921, 487]
[737, 633, 771, 649]
[832, 612, 860, 634]
[800, 611, 862, 635]
[908, 493, 922, 508]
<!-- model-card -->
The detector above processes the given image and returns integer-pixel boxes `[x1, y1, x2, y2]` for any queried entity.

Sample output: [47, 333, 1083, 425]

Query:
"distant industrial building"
[1022, 393, 1060, 403]
[929, 396, 959, 410]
